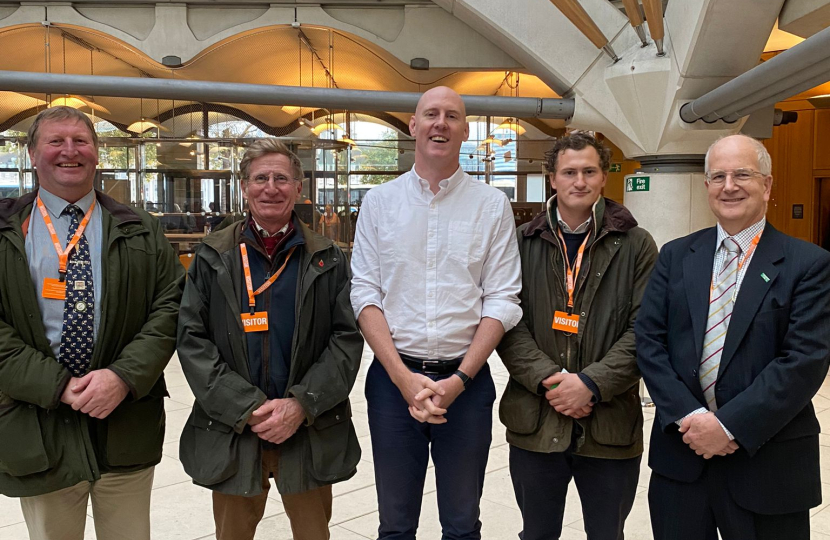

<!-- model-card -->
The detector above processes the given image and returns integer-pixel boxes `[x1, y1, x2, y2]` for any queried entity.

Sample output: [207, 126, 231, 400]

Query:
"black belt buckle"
[420, 360, 443, 375]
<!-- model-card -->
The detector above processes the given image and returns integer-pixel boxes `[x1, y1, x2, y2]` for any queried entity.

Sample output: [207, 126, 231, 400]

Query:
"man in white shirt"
[350, 86, 522, 540]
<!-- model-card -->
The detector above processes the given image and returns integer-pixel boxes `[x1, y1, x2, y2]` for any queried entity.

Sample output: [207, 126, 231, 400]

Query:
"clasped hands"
[247, 398, 305, 444]
[542, 372, 594, 419]
[398, 371, 464, 424]
[679, 412, 739, 459]
[60, 369, 130, 419]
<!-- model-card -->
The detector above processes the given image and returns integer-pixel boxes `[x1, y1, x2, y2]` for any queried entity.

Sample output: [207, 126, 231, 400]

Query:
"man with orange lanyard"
[497, 132, 658, 540]
[177, 138, 363, 540]
[636, 135, 830, 540]
[0, 106, 183, 540]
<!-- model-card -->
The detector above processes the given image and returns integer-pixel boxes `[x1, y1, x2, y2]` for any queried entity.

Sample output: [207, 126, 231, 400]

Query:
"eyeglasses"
[248, 172, 297, 186]
[705, 169, 765, 185]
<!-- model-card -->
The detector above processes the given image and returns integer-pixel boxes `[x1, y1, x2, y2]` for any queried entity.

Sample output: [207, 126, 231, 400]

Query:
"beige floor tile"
[330, 485, 378, 525]
[811, 483, 830, 517]
[0, 521, 31, 540]
[163, 408, 192, 444]
[814, 393, 830, 414]
[333, 461, 376, 497]
[811, 503, 830, 536]
[152, 455, 192, 490]
[149, 481, 216, 540]
[0, 494, 24, 528]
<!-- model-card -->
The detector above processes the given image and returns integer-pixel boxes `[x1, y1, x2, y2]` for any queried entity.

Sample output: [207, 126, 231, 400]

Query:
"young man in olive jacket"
[177, 139, 364, 540]
[497, 132, 658, 540]
[0, 107, 184, 540]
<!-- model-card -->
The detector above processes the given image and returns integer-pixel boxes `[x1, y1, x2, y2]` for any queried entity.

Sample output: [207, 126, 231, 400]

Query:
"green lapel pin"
[761, 273, 770, 282]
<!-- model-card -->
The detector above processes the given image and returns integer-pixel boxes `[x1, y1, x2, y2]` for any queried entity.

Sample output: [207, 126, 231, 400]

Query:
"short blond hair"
[28, 106, 98, 148]
[240, 139, 304, 181]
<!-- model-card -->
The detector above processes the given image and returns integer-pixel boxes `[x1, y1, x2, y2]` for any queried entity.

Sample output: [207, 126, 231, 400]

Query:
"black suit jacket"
[636, 222, 830, 514]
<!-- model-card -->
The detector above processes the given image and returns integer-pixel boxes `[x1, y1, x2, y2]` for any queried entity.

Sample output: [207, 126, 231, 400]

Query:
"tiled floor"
[4, 346, 830, 539]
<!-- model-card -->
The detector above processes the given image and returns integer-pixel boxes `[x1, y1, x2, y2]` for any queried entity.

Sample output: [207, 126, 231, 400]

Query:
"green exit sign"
[626, 176, 650, 192]
[609, 163, 622, 172]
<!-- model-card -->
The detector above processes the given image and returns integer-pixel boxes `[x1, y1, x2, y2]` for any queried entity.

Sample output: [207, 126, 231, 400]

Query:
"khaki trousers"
[19, 466, 154, 540]
[213, 447, 332, 540]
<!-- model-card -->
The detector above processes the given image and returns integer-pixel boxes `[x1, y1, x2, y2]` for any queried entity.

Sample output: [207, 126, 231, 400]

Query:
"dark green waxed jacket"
[497, 197, 658, 459]
[0, 190, 184, 497]
[176, 218, 363, 496]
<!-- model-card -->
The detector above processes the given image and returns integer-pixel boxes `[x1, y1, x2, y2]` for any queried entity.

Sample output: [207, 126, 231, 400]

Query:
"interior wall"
[763, 102, 830, 244]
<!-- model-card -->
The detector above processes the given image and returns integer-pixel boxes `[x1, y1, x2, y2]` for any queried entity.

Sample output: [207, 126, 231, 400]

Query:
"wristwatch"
[453, 369, 472, 389]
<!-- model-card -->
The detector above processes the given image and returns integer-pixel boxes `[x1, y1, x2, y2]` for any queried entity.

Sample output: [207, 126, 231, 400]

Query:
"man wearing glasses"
[177, 139, 364, 540]
[636, 134, 830, 540]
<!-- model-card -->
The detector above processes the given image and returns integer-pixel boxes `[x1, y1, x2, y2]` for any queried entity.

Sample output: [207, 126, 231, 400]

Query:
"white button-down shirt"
[351, 166, 522, 360]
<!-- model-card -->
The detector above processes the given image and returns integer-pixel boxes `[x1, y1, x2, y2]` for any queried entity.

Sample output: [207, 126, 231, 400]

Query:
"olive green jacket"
[0, 190, 184, 497]
[176, 218, 363, 496]
[497, 197, 658, 459]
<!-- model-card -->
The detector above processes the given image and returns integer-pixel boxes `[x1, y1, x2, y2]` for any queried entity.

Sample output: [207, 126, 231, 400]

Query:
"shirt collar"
[411, 165, 465, 196]
[716, 217, 766, 254]
[251, 217, 290, 238]
[38, 188, 96, 218]
[546, 194, 596, 234]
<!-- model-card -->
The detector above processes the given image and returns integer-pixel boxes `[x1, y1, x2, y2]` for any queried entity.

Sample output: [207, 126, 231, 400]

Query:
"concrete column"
[623, 156, 716, 248]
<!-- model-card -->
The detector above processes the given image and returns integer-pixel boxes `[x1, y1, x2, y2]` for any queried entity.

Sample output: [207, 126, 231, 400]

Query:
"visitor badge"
[552, 311, 580, 333]
[42, 277, 67, 300]
[241, 311, 269, 332]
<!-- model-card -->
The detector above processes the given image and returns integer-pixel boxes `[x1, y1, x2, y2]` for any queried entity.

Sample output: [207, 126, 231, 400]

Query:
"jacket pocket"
[306, 402, 360, 483]
[590, 387, 643, 446]
[179, 407, 239, 485]
[0, 401, 50, 476]
[499, 379, 544, 435]
[106, 395, 166, 467]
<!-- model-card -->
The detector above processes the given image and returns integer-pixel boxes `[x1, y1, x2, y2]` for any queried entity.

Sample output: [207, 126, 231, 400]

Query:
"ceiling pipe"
[641, 0, 665, 56]
[0, 70, 575, 120]
[620, 0, 648, 47]
[548, 0, 620, 62]
[680, 24, 830, 123]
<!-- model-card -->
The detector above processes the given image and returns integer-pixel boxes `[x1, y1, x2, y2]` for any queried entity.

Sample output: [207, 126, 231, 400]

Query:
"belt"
[399, 354, 462, 375]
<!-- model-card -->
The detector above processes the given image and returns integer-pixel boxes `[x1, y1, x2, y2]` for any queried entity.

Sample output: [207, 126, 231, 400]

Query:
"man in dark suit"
[635, 134, 830, 540]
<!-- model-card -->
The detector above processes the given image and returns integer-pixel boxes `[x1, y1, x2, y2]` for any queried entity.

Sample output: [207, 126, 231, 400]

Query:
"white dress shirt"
[678, 217, 767, 440]
[350, 166, 522, 360]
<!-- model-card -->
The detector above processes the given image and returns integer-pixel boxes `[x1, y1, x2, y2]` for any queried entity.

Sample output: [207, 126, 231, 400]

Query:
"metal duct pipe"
[0, 70, 576, 120]
[719, 57, 830, 122]
[680, 24, 830, 123]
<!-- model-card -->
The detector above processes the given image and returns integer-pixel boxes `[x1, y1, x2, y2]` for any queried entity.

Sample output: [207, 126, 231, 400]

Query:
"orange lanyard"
[239, 243, 296, 312]
[36, 195, 96, 279]
[737, 233, 761, 270]
[557, 229, 590, 310]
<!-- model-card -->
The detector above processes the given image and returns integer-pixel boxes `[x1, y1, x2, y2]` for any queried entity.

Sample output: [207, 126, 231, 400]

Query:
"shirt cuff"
[675, 408, 735, 441]
[675, 407, 708, 427]
[577, 373, 601, 403]
[481, 300, 522, 333]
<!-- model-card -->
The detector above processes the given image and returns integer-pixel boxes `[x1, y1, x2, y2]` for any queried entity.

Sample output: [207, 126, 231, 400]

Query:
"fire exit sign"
[626, 176, 650, 192]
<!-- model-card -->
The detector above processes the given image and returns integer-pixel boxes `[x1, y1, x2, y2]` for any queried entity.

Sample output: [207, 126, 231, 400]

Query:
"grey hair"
[704, 134, 772, 176]
[240, 138, 304, 182]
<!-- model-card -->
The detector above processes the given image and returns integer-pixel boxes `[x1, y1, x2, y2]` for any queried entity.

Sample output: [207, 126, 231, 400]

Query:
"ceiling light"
[49, 95, 110, 114]
[483, 137, 505, 146]
[311, 122, 345, 136]
[282, 105, 302, 114]
[126, 119, 169, 134]
[495, 119, 526, 135]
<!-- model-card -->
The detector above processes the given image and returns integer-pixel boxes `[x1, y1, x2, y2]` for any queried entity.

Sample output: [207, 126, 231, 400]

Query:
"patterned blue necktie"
[58, 204, 95, 377]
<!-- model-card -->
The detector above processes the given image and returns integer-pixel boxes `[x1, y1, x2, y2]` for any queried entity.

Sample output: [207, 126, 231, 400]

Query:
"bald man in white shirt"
[350, 87, 522, 540]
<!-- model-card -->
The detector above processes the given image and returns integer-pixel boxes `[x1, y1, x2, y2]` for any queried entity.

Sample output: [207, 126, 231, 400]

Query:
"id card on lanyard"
[551, 229, 589, 334]
[36, 195, 96, 300]
[239, 243, 296, 332]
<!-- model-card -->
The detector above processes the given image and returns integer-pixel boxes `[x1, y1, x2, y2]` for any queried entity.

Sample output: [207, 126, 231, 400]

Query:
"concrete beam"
[779, 0, 830, 39]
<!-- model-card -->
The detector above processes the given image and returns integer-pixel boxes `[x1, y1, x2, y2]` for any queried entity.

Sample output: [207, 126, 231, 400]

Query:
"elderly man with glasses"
[635, 134, 830, 540]
[177, 138, 364, 540]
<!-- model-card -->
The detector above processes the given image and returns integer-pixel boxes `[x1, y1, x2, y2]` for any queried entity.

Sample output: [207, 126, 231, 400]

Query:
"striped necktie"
[700, 237, 741, 411]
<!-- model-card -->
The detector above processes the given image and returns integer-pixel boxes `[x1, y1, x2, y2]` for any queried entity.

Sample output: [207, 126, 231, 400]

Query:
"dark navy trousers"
[365, 358, 496, 540]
